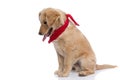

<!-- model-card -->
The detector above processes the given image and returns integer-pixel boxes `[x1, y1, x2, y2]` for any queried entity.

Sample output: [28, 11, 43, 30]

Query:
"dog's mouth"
[43, 27, 53, 41]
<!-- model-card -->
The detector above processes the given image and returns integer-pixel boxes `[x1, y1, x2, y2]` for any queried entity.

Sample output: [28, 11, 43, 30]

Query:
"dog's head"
[38, 8, 66, 38]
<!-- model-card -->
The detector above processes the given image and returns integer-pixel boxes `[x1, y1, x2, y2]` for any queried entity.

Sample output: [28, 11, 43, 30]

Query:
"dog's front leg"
[59, 55, 73, 77]
[54, 53, 64, 75]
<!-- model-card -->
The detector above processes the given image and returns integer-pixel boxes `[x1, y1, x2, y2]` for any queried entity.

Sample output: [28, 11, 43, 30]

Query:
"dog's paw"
[79, 71, 87, 76]
[58, 72, 69, 77]
[54, 70, 69, 77]
[79, 71, 94, 76]
[54, 70, 62, 75]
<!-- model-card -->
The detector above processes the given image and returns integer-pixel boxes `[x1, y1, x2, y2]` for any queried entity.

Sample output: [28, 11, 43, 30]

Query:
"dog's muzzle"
[42, 27, 53, 41]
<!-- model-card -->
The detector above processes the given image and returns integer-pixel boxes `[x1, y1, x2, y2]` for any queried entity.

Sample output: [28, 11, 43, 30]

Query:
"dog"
[38, 8, 116, 77]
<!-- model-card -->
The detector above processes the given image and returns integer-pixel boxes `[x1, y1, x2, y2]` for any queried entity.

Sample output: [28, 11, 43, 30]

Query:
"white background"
[0, 0, 120, 80]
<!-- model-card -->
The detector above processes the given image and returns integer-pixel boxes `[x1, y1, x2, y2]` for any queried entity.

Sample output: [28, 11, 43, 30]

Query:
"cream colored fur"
[38, 8, 116, 77]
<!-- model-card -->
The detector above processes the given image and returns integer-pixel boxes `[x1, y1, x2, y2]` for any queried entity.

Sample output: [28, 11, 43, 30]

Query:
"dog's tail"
[96, 64, 117, 70]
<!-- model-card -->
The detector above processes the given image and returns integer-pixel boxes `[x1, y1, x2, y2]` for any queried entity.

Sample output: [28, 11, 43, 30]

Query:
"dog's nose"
[38, 32, 43, 35]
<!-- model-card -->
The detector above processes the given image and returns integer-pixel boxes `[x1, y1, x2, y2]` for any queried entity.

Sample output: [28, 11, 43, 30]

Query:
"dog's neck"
[48, 14, 79, 43]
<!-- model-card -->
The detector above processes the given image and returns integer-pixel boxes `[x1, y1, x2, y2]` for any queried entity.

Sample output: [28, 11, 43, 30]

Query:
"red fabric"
[48, 14, 79, 43]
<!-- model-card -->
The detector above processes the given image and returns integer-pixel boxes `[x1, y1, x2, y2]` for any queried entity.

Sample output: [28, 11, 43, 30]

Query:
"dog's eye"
[44, 21, 47, 24]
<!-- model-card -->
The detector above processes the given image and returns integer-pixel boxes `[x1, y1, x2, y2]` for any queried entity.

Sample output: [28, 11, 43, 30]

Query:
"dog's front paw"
[58, 72, 69, 77]
[54, 70, 69, 77]
[54, 70, 62, 75]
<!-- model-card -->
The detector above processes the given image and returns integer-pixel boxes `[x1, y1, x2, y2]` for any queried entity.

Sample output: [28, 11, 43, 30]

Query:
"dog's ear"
[45, 10, 63, 27]
[39, 12, 41, 17]
[38, 12, 41, 21]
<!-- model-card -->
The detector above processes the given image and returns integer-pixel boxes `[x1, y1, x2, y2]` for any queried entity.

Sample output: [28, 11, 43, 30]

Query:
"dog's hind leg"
[78, 55, 96, 76]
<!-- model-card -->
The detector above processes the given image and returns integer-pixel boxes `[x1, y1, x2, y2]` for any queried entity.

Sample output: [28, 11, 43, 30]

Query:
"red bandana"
[43, 14, 80, 43]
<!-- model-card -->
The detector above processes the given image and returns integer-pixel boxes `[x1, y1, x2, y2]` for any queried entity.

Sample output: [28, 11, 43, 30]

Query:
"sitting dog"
[38, 8, 116, 77]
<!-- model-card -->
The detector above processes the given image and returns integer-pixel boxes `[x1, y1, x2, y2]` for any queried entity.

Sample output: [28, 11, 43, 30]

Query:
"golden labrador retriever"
[38, 8, 116, 77]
